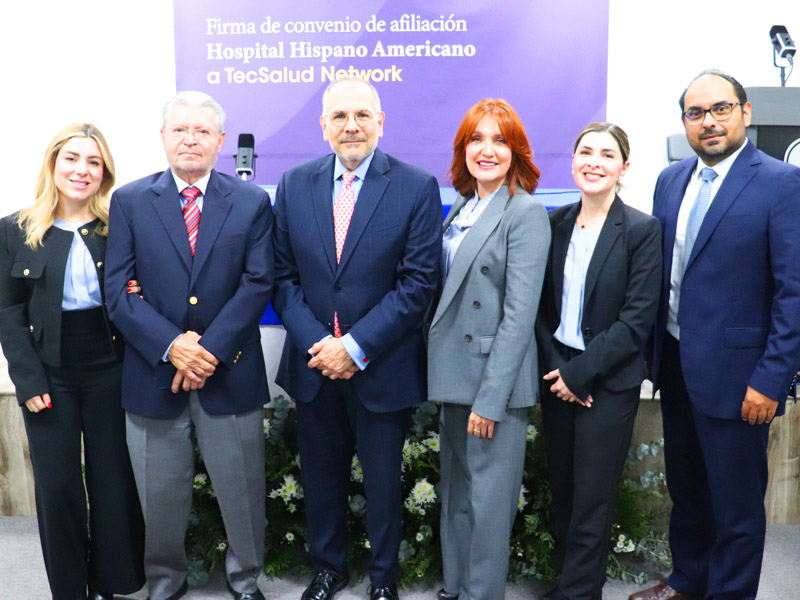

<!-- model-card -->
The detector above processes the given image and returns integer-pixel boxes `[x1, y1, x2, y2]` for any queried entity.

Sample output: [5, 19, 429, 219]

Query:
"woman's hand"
[126, 279, 142, 296]
[543, 369, 593, 407]
[468, 411, 496, 439]
[25, 393, 52, 412]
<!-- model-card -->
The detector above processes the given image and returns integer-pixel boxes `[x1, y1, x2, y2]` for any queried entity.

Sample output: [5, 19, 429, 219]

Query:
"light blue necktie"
[682, 167, 718, 273]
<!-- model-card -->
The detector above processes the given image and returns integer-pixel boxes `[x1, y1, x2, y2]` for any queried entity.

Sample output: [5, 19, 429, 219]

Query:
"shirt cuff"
[163, 334, 182, 362]
[341, 333, 369, 370]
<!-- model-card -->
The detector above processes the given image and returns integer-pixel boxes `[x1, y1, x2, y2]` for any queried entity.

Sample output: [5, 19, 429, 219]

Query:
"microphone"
[235, 133, 256, 180]
[769, 25, 796, 62]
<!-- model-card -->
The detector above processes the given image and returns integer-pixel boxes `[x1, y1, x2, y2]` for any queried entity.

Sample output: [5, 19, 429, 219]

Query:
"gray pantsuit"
[126, 392, 265, 600]
[439, 404, 528, 600]
[428, 185, 550, 600]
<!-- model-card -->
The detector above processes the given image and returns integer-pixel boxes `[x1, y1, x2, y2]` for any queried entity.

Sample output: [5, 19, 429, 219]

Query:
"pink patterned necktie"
[181, 185, 201, 256]
[333, 171, 356, 337]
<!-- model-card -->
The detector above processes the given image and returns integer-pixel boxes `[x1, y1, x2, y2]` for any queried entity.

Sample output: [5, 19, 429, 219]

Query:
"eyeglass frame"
[324, 110, 379, 128]
[682, 102, 744, 126]
[165, 126, 220, 142]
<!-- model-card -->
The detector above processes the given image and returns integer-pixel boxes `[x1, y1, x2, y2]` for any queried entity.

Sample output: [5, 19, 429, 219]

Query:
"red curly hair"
[448, 98, 540, 197]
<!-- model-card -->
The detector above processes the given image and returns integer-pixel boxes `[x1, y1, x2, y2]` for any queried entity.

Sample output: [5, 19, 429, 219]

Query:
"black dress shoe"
[226, 580, 266, 600]
[437, 589, 458, 600]
[147, 578, 188, 600]
[301, 570, 349, 600]
[88, 592, 113, 600]
[369, 584, 399, 600]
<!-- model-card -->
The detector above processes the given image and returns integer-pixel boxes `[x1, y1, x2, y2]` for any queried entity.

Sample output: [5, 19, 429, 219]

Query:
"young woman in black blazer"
[0, 124, 144, 600]
[535, 123, 662, 600]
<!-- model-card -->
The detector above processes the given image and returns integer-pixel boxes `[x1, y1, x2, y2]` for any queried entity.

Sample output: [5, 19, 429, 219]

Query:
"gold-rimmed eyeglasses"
[325, 110, 376, 128]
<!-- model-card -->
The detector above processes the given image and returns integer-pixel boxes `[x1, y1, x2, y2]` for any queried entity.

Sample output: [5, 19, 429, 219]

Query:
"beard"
[330, 135, 378, 167]
[690, 126, 745, 165]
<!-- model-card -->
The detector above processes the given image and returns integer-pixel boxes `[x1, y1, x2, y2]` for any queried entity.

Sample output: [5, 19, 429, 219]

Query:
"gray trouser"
[126, 392, 265, 600]
[439, 404, 528, 600]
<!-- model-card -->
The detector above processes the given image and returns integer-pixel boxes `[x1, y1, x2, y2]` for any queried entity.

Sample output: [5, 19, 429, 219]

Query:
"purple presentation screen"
[173, 1, 609, 191]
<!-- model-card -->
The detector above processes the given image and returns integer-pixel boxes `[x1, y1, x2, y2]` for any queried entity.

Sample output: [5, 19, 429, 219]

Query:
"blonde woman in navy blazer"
[428, 99, 550, 600]
[0, 124, 144, 600]
[535, 123, 661, 600]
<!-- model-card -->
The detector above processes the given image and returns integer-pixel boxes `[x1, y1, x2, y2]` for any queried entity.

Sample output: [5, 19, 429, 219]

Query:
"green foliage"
[606, 440, 672, 582]
[185, 398, 670, 587]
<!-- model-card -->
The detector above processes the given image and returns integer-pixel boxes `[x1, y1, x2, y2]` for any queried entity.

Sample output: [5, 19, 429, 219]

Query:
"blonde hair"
[18, 123, 116, 248]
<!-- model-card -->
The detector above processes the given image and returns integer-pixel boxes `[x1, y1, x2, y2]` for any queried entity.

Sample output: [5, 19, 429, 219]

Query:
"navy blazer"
[105, 169, 274, 419]
[0, 216, 122, 404]
[536, 196, 662, 401]
[651, 142, 800, 418]
[272, 148, 442, 412]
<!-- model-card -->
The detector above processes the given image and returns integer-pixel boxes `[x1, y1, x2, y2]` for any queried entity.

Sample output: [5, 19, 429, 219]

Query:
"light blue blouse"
[554, 224, 602, 350]
[54, 219, 102, 310]
[442, 188, 499, 279]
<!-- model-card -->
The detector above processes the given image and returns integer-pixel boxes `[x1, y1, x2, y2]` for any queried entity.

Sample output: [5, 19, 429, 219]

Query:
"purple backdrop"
[173, 0, 608, 190]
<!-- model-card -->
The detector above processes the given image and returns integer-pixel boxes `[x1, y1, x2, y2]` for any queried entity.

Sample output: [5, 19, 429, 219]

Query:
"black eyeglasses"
[682, 102, 743, 126]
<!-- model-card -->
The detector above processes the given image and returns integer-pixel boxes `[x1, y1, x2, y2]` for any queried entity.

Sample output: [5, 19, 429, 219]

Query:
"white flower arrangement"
[402, 439, 427, 462]
[351, 455, 364, 482]
[403, 478, 437, 515]
[421, 432, 440, 452]
[269, 473, 304, 504]
[518, 484, 529, 512]
[193, 473, 208, 489]
[526, 424, 538, 442]
[613, 533, 636, 553]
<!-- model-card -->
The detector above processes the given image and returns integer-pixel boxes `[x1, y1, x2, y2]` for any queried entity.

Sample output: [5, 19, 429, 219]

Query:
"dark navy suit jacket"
[652, 142, 800, 418]
[272, 148, 442, 412]
[105, 169, 274, 418]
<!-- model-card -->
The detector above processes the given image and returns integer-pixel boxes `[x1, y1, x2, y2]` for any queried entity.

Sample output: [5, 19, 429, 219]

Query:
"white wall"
[1, 0, 799, 393]
[607, 1, 800, 211]
[0, 1, 176, 216]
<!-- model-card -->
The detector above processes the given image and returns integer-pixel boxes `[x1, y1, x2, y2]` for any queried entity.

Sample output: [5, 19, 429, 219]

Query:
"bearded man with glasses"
[630, 70, 800, 600]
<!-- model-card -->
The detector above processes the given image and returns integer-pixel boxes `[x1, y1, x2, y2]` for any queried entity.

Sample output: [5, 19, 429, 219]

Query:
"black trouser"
[541, 340, 640, 600]
[22, 308, 144, 600]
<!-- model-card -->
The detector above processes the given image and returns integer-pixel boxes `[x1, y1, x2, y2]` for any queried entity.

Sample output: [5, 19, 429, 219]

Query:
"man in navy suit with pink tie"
[272, 77, 442, 600]
[631, 71, 800, 600]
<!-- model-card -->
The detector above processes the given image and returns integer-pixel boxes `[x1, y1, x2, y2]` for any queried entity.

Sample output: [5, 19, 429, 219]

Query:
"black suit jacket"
[0, 214, 122, 404]
[535, 196, 661, 400]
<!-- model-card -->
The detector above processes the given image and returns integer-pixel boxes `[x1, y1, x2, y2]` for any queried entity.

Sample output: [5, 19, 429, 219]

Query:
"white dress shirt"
[666, 140, 748, 339]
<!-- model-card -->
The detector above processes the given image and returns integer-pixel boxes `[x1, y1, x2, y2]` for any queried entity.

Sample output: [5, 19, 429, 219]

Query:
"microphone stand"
[773, 46, 789, 87]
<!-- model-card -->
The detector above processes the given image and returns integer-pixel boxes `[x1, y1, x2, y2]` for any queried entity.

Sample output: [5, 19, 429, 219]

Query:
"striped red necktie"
[181, 185, 201, 256]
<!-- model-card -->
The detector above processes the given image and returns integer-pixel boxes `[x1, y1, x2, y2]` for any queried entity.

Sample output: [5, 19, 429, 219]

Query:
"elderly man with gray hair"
[105, 91, 274, 600]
